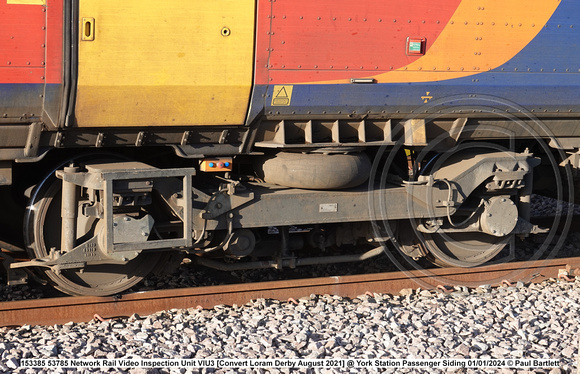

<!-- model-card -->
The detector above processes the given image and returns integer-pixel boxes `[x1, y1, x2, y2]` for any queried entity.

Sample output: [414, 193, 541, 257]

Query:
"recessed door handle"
[81, 17, 95, 41]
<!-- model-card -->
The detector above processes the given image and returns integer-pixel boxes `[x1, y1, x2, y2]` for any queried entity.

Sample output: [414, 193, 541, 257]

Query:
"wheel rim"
[24, 162, 165, 296]
[422, 232, 508, 268]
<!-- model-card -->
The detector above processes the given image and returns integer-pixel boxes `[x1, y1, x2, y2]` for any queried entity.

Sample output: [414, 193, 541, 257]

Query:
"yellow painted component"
[421, 92, 433, 104]
[200, 158, 233, 172]
[7, 0, 45, 4]
[271, 85, 294, 106]
[75, 0, 255, 127]
[80, 18, 95, 41]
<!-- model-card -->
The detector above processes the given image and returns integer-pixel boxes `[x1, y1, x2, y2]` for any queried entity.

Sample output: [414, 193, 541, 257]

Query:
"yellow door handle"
[81, 17, 95, 41]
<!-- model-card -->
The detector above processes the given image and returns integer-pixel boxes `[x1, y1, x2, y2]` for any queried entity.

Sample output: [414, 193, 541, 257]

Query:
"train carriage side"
[0, 0, 579, 295]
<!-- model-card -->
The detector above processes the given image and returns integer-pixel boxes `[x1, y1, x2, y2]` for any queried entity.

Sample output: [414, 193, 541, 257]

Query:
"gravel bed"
[0, 279, 578, 373]
[530, 194, 580, 217]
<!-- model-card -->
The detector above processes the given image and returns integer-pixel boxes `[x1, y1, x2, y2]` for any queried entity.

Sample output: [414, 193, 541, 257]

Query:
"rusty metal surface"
[1, 256, 578, 327]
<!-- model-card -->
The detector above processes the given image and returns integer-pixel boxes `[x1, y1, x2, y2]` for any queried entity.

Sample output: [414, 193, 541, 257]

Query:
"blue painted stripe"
[0, 83, 44, 119]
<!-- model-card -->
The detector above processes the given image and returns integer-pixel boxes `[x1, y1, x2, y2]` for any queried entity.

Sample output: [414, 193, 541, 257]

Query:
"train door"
[74, 0, 255, 127]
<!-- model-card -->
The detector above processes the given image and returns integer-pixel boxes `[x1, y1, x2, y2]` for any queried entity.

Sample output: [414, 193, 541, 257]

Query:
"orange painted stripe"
[314, 0, 560, 84]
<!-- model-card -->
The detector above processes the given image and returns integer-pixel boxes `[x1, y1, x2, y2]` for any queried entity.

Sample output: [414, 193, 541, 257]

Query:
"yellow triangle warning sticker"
[272, 85, 293, 106]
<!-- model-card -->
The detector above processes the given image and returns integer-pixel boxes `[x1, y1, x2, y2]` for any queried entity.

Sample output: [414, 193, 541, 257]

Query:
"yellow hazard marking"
[7, 0, 45, 4]
[272, 85, 293, 106]
[421, 92, 433, 103]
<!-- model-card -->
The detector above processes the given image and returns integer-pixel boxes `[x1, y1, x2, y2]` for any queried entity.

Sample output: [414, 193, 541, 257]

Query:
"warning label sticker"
[271, 85, 293, 106]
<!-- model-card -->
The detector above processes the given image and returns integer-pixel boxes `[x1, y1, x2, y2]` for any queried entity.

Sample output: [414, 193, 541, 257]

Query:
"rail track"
[0, 211, 577, 328]
[0, 256, 578, 328]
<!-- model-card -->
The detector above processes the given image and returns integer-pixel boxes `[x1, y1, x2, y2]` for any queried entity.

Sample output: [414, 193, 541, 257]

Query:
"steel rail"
[1, 256, 578, 327]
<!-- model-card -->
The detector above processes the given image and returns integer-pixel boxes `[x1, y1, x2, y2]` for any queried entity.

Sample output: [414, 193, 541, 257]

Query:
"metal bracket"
[417, 217, 547, 236]
[560, 150, 580, 178]
[113, 215, 155, 244]
[201, 185, 255, 220]
[95, 132, 105, 147]
[54, 132, 64, 148]
[10, 215, 160, 272]
[55, 162, 195, 255]
[403, 119, 427, 146]
[513, 217, 549, 235]
[23, 122, 42, 158]
[181, 131, 191, 146]
[135, 131, 146, 147]
[11, 234, 130, 272]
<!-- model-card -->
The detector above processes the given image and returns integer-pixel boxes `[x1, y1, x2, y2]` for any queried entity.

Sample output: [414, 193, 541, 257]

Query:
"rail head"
[0, 257, 577, 328]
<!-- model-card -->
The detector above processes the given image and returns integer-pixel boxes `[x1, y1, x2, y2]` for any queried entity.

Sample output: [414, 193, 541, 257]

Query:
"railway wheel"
[24, 161, 168, 296]
[421, 232, 508, 268]
[412, 147, 515, 268]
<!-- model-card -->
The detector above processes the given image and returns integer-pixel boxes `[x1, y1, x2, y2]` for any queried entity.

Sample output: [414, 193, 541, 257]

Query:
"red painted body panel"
[0, 0, 62, 84]
[256, 0, 461, 85]
[255, 0, 272, 85]
[46, 0, 63, 84]
[0, 68, 45, 84]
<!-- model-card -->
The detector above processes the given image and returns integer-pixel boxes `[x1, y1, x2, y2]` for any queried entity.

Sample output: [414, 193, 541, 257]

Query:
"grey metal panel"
[228, 183, 437, 228]
[0, 126, 31, 147]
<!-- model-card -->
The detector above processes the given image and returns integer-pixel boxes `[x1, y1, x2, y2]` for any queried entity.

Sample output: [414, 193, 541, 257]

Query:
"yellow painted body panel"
[75, 0, 255, 127]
